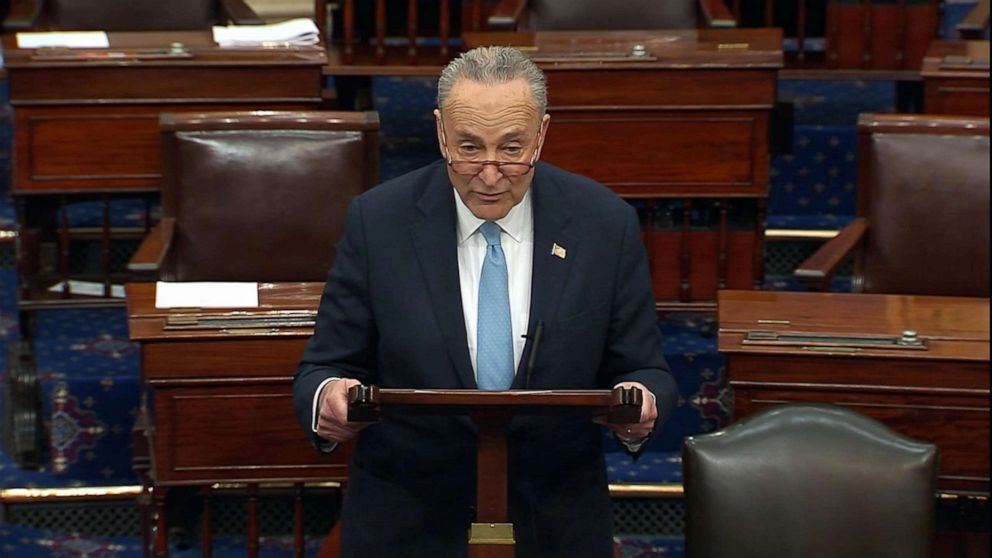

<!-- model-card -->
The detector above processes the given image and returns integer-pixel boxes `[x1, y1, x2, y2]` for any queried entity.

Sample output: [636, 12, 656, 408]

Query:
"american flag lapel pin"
[551, 243, 567, 259]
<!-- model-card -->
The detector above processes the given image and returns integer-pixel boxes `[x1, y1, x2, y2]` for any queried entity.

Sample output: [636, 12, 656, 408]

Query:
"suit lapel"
[515, 164, 578, 385]
[410, 166, 477, 389]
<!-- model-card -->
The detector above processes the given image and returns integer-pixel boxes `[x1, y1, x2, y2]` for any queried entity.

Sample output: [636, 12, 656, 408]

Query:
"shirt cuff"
[311, 377, 340, 432]
[619, 436, 649, 453]
[315, 439, 339, 454]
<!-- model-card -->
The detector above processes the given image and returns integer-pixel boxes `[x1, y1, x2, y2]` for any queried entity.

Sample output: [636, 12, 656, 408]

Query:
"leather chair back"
[522, 0, 698, 30]
[857, 114, 989, 296]
[45, 0, 221, 30]
[158, 111, 379, 282]
[683, 403, 938, 558]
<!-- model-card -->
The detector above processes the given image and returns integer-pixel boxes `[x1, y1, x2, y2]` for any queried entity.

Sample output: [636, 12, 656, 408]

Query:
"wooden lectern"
[347, 385, 642, 557]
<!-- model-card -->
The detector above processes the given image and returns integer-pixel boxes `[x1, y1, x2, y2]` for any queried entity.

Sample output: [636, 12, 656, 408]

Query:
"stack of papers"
[155, 281, 259, 308]
[16, 31, 110, 49]
[212, 17, 320, 47]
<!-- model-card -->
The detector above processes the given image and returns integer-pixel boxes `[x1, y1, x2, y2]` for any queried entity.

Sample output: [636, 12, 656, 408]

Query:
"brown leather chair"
[488, 0, 737, 31]
[127, 110, 379, 282]
[795, 113, 990, 296]
[2, 0, 262, 31]
[683, 403, 939, 558]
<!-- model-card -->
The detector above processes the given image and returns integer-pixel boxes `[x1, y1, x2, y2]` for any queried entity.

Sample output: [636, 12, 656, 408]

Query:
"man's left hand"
[605, 381, 657, 442]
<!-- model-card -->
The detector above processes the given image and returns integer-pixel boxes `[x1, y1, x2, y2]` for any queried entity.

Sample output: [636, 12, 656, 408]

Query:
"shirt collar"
[454, 188, 532, 245]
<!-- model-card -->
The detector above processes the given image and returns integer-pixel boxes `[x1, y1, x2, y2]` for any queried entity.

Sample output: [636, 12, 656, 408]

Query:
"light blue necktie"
[476, 221, 514, 390]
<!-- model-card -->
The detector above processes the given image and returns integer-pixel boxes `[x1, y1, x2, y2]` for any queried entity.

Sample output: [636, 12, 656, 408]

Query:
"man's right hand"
[316, 378, 368, 443]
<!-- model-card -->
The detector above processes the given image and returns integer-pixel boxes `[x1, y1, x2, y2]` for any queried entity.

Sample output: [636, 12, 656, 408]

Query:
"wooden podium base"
[469, 523, 515, 557]
[349, 386, 641, 557]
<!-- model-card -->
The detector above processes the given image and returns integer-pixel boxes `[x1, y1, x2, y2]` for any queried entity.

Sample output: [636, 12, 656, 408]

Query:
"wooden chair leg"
[316, 522, 342, 558]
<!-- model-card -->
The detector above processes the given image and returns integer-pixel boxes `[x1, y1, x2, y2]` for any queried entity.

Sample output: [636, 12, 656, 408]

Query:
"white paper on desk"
[16, 31, 110, 49]
[155, 281, 259, 309]
[212, 17, 319, 47]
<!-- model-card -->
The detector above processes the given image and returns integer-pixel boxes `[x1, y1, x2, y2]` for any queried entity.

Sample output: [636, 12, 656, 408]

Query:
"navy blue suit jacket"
[294, 160, 676, 558]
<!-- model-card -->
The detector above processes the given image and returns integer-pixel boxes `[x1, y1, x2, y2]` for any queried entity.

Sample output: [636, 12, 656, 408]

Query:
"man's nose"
[478, 162, 502, 185]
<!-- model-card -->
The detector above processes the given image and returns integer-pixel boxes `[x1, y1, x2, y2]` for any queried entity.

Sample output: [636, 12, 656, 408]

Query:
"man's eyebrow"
[451, 129, 483, 143]
[498, 129, 527, 142]
[451, 129, 527, 143]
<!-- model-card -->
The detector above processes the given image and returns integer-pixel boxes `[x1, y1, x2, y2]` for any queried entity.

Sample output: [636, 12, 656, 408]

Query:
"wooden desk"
[922, 40, 990, 117]
[465, 29, 783, 309]
[1, 30, 326, 194]
[718, 290, 990, 495]
[126, 281, 347, 556]
[126, 281, 346, 485]
[2, 31, 327, 307]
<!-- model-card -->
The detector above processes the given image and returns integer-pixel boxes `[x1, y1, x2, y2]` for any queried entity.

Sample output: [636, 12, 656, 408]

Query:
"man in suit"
[294, 46, 677, 558]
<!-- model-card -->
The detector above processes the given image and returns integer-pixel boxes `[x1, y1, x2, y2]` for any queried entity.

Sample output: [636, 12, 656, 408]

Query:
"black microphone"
[523, 320, 544, 389]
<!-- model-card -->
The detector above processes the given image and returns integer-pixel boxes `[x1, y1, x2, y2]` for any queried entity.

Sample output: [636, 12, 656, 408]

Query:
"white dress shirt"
[454, 189, 533, 379]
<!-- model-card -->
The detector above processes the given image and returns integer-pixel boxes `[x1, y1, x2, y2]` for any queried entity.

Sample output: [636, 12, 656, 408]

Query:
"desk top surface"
[921, 39, 990, 78]
[1, 30, 327, 68]
[462, 28, 783, 70]
[126, 281, 324, 342]
[718, 290, 990, 361]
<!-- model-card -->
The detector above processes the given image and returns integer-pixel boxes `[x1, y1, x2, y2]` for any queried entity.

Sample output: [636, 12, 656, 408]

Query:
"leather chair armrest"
[794, 217, 867, 291]
[698, 0, 737, 28]
[219, 0, 265, 25]
[488, 0, 528, 31]
[2, 0, 43, 30]
[957, 0, 990, 39]
[128, 218, 176, 275]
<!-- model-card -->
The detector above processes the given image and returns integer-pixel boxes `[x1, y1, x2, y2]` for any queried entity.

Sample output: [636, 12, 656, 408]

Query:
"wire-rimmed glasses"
[445, 159, 535, 177]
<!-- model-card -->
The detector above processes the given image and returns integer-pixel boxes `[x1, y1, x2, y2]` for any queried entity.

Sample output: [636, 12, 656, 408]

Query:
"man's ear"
[535, 113, 551, 160]
[433, 109, 446, 159]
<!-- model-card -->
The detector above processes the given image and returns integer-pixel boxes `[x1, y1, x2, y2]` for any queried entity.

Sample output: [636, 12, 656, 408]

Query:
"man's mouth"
[474, 191, 504, 202]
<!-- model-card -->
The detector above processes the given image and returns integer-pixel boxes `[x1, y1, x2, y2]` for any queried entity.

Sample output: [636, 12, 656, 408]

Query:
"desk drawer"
[150, 383, 347, 484]
[541, 111, 769, 196]
[143, 338, 308, 379]
[9, 66, 321, 102]
[925, 78, 991, 117]
[546, 69, 776, 107]
[13, 103, 314, 193]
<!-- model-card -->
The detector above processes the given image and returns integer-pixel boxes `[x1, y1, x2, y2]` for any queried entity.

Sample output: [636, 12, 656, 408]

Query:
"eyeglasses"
[438, 115, 540, 178]
[446, 159, 534, 177]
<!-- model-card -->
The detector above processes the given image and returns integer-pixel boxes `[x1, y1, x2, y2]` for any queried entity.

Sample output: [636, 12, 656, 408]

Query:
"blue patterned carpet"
[33, 308, 140, 484]
[0, 522, 679, 558]
[0, 523, 326, 558]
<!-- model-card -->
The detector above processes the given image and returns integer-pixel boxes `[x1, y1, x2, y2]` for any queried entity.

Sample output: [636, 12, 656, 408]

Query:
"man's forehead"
[447, 125, 529, 141]
[443, 78, 538, 113]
